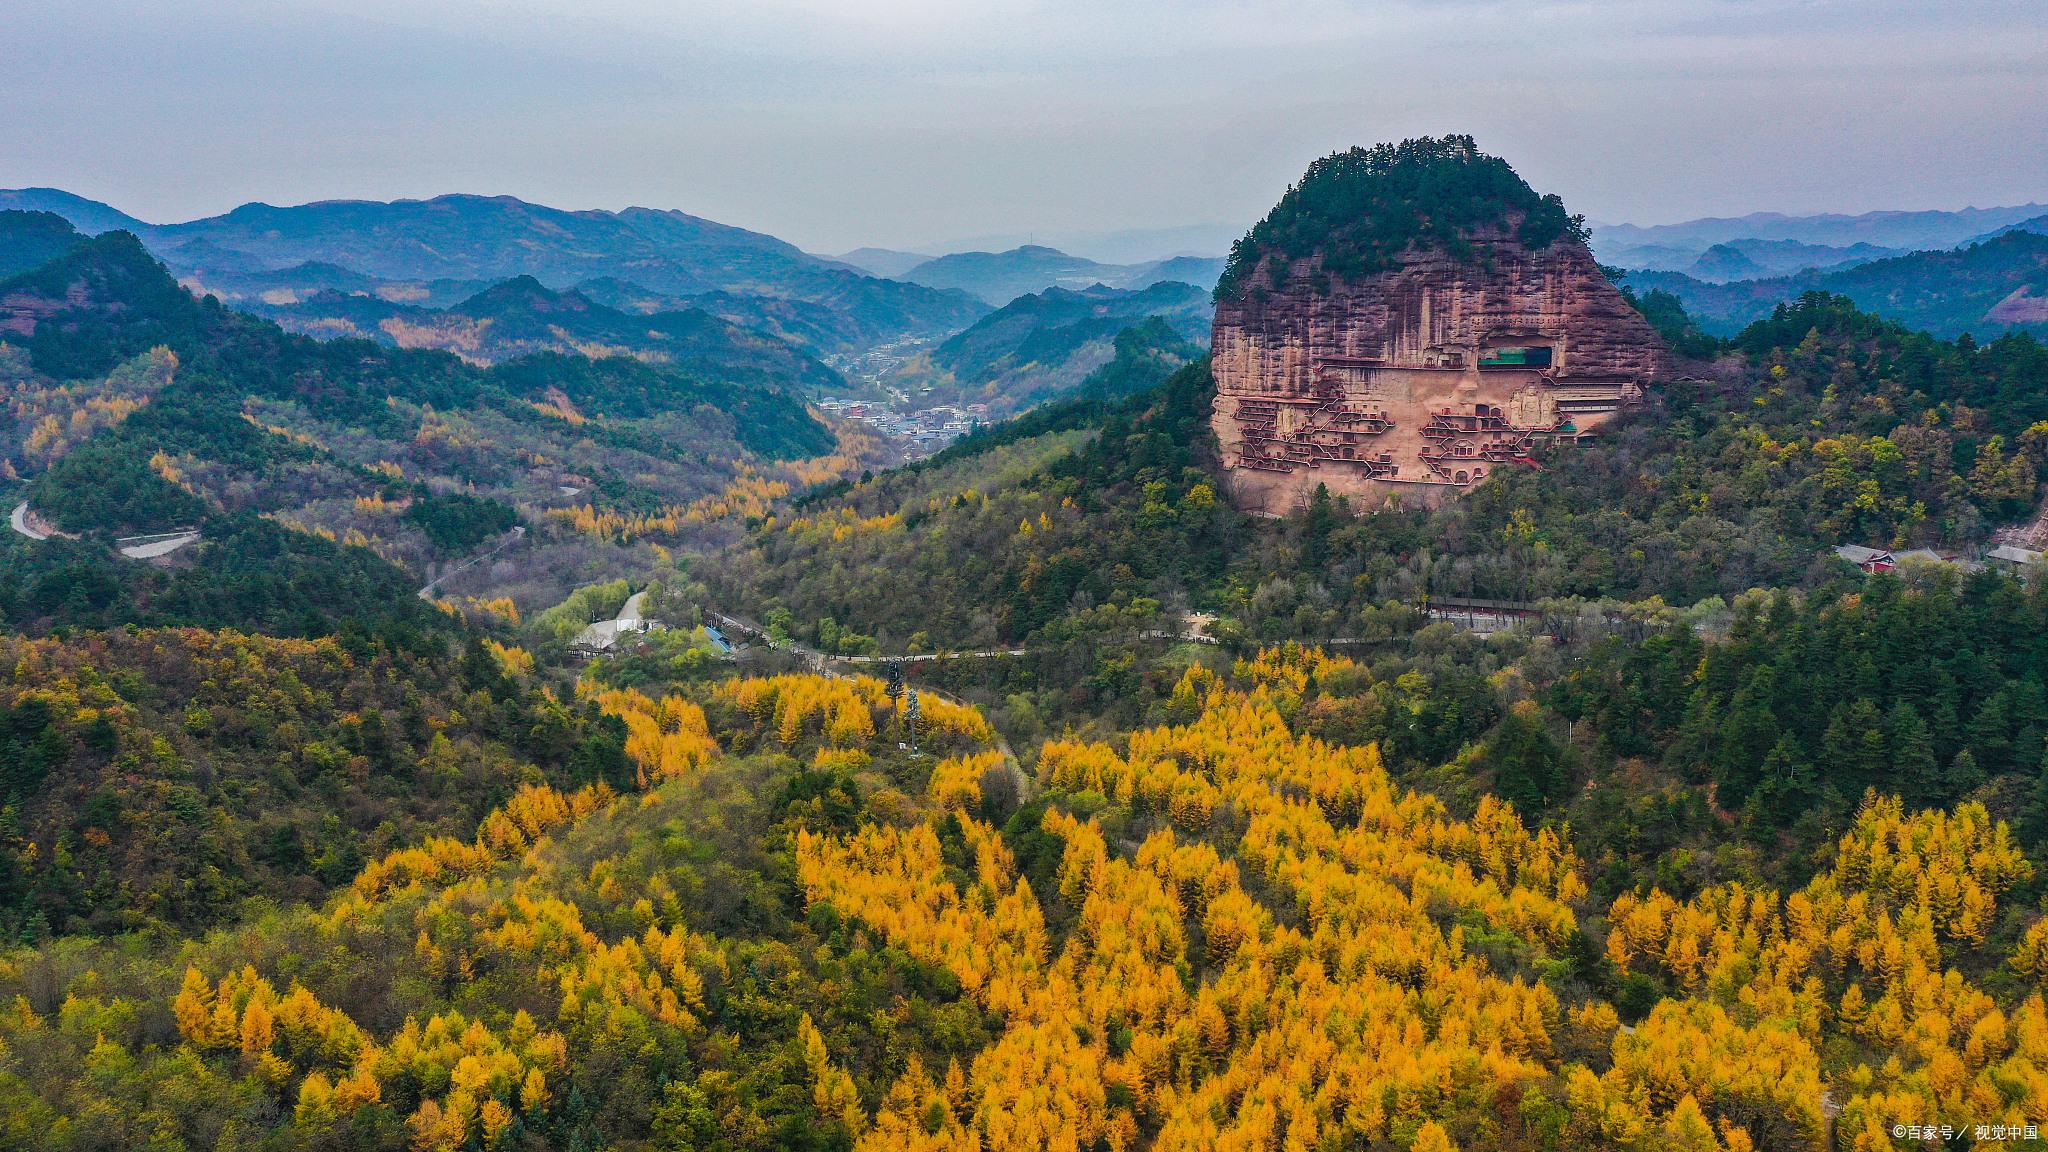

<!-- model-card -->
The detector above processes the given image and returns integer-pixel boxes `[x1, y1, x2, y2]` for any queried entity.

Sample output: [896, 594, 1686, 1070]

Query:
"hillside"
[172, 255, 487, 311]
[0, 211, 86, 279]
[0, 187, 155, 236]
[1627, 230, 2048, 338]
[1971, 212, 2048, 244]
[257, 275, 845, 393]
[889, 281, 1212, 415]
[0, 231, 854, 627]
[14, 218, 2048, 1152]
[11, 634, 2048, 1149]
[0, 626, 639, 936]
[709, 291, 2048, 655]
[899, 244, 1226, 306]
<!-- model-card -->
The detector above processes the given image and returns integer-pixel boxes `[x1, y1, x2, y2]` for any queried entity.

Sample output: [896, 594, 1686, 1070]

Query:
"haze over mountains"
[1589, 203, 2048, 268]
[891, 281, 1213, 416]
[8, 181, 2046, 428]
[0, 187, 990, 356]
[890, 244, 1225, 306]
[0, 187, 1242, 420]
[1623, 230, 2048, 339]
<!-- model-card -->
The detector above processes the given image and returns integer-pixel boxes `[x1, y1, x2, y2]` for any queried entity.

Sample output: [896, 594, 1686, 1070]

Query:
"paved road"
[10, 502, 49, 541]
[14, 501, 198, 556]
[118, 531, 202, 559]
[575, 589, 650, 650]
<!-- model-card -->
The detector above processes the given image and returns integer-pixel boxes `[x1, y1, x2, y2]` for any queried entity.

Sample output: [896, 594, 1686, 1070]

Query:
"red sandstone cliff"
[1211, 145, 1666, 515]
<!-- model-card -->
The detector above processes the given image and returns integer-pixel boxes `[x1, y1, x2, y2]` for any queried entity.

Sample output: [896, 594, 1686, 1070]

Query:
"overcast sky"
[3, 0, 2045, 254]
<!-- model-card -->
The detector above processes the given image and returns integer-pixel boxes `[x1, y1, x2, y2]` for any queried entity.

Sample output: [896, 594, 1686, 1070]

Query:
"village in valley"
[820, 335, 988, 455]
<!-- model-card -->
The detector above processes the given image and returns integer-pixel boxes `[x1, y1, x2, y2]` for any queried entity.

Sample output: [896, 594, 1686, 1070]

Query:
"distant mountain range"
[0, 212, 840, 623]
[1672, 238, 1903, 283]
[915, 222, 1247, 266]
[1973, 214, 2048, 246]
[14, 182, 2046, 389]
[0, 187, 989, 355]
[1625, 230, 2048, 339]
[891, 280, 1213, 415]
[895, 244, 1226, 306]
[1591, 203, 2048, 268]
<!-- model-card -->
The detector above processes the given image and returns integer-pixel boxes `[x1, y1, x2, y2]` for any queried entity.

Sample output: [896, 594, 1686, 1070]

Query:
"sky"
[2, 0, 2045, 256]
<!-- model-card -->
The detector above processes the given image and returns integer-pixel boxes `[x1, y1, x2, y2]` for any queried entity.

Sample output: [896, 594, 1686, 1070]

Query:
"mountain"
[1967, 212, 2048, 245]
[1684, 243, 1768, 281]
[900, 245, 1130, 305]
[889, 280, 1212, 415]
[138, 195, 717, 289]
[921, 221, 1244, 264]
[1679, 238, 1901, 282]
[4, 189, 989, 350]
[0, 230, 845, 631]
[831, 246, 934, 278]
[258, 274, 845, 393]
[0, 187, 153, 236]
[0, 210, 86, 279]
[1592, 202, 2048, 259]
[899, 244, 1225, 306]
[1140, 253, 1228, 286]
[1626, 229, 2048, 338]
[171, 255, 488, 310]
[1211, 136, 1664, 514]
[12, 285, 2048, 1151]
[572, 275, 950, 362]
[16, 219, 2048, 1152]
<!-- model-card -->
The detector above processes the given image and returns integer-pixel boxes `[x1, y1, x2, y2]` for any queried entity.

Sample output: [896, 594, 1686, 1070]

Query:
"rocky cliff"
[1211, 138, 1665, 514]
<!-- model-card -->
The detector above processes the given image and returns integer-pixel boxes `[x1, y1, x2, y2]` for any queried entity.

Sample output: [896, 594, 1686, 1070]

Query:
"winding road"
[10, 502, 48, 541]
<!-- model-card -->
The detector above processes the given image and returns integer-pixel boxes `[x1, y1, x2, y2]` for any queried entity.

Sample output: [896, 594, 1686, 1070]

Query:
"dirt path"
[417, 525, 526, 599]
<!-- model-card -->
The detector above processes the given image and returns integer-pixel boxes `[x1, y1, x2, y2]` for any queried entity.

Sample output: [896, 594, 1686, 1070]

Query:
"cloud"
[2, 0, 2043, 251]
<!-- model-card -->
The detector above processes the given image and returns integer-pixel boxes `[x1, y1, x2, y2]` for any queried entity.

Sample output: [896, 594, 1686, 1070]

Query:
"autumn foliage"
[13, 657, 2048, 1151]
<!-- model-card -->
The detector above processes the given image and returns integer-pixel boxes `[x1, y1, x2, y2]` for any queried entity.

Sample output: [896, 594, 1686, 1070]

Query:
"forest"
[1214, 135, 1588, 296]
[0, 220, 874, 624]
[15, 164, 2048, 1152]
[708, 291, 2048, 655]
[6, 651, 2048, 1151]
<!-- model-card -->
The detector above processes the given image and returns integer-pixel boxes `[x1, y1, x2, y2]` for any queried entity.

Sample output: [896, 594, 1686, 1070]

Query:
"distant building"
[1990, 544, 2043, 570]
[1837, 544, 1988, 575]
[1834, 545, 1895, 573]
